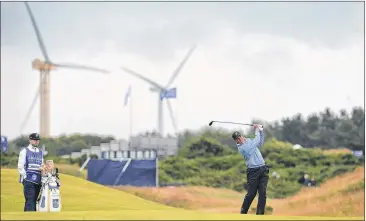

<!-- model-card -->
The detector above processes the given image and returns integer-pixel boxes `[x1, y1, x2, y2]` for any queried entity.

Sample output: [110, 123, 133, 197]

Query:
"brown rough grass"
[115, 186, 244, 211]
[115, 167, 364, 217]
[322, 148, 353, 155]
[270, 167, 365, 217]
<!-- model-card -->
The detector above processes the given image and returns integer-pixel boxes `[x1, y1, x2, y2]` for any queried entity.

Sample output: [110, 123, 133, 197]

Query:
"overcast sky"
[1, 2, 364, 140]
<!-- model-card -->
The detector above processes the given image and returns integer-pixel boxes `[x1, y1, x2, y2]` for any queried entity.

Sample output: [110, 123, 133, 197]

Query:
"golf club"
[208, 121, 263, 128]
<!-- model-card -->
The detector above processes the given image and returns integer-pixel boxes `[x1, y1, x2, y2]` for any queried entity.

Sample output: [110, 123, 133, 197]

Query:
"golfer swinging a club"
[232, 124, 269, 215]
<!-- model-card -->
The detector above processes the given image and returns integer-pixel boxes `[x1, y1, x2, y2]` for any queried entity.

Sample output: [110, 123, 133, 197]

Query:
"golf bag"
[36, 161, 62, 212]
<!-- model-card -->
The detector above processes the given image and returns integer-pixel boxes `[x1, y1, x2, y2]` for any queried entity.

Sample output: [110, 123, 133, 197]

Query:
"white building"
[100, 143, 110, 159]
[70, 152, 82, 159]
[90, 146, 102, 159]
[130, 134, 178, 158]
[81, 148, 90, 156]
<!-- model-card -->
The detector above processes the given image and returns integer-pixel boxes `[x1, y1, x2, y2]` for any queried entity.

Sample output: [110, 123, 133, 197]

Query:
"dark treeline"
[179, 107, 365, 151]
[4, 107, 365, 156]
[7, 134, 115, 156]
[265, 107, 364, 150]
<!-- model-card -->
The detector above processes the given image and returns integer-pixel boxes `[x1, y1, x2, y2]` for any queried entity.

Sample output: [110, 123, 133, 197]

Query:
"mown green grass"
[1, 169, 171, 212]
[2, 210, 364, 220]
[1, 169, 363, 220]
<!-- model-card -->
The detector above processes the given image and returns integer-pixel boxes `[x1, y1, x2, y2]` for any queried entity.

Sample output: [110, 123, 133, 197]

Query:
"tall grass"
[115, 167, 365, 217]
[271, 167, 365, 217]
[117, 186, 244, 211]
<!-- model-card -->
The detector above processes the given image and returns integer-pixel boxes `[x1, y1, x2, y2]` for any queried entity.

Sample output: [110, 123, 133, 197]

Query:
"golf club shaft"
[211, 121, 254, 126]
[209, 121, 264, 128]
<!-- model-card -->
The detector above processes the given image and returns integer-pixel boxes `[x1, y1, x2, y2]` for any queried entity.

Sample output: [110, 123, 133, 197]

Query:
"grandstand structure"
[62, 133, 179, 160]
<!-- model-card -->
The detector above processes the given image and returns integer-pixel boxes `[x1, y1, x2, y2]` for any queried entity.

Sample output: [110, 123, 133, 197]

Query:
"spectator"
[310, 177, 317, 187]
[303, 174, 311, 186]
[298, 173, 305, 184]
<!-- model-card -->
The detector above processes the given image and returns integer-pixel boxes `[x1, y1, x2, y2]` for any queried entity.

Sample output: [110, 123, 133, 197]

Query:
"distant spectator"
[303, 174, 311, 186]
[310, 177, 317, 187]
[298, 174, 305, 184]
[298, 173, 316, 187]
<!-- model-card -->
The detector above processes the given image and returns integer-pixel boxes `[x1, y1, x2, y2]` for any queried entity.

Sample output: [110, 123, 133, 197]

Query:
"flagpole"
[129, 87, 133, 139]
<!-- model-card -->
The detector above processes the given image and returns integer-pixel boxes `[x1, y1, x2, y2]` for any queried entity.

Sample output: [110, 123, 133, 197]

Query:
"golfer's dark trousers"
[23, 180, 42, 212]
[241, 165, 269, 215]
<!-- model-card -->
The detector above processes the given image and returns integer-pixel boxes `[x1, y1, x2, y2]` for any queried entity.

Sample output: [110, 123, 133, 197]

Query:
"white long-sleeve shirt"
[17, 144, 44, 181]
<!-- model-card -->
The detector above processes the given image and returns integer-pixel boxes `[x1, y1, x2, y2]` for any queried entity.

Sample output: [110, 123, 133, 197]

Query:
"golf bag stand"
[36, 163, 62, 212]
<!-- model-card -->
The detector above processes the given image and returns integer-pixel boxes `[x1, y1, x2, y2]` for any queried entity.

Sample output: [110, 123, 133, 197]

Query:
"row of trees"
[178, 107, 365, 151]
[7, 134, 115, 156]
[265, 107, 364, 150]
[4, 107, 364, 156]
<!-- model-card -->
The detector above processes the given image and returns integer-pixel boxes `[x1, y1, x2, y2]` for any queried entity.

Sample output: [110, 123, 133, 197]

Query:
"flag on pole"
[124, 85, 131, 107]
[1, 136, 8, 153]
[160, 88, 177, 100]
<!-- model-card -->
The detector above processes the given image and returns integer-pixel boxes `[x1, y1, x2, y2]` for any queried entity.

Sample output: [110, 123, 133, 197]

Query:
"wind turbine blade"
[52, 63, 110, 74]
[120, 66, 164, 89]
[166, 100, 178, 134]
[24, 2, 51, 62]
[20, 76, 43, 133]
[165, 45, 196, 88]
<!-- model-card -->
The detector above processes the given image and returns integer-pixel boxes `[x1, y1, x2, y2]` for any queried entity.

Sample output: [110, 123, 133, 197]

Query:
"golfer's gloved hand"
[253, 124, 264, 131]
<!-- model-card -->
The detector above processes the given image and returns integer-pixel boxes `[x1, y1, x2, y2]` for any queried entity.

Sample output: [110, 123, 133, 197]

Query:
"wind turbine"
[20, 2, 111, 138]
[121, 45, 196, 136]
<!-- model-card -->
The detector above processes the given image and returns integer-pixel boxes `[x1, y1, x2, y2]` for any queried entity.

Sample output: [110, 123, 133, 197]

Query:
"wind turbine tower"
[121, 45, 196, 136]
[21, 2, 110, 138]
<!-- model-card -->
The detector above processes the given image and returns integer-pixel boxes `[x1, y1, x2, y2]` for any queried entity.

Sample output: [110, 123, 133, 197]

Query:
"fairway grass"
[1, 169, 172, 212]
[2, 210, 364, 220]
[1, 169, 363, 220]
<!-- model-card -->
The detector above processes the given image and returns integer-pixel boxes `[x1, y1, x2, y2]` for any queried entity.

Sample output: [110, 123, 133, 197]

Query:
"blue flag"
[1, 136, 8, 153]
[160, 88, 177, 100]
[124, 85, 131, 107]
[353, 150, 363, 158]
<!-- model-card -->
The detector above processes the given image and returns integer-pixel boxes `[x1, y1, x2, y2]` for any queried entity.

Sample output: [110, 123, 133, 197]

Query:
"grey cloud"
[1, 2, 363, 61]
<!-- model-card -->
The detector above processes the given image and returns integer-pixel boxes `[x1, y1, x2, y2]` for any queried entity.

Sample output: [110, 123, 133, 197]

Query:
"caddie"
[17, 133, 44, 212]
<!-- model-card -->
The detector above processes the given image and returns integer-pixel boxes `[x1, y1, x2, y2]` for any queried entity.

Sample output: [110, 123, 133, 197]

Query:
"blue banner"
[1, 136, 8, 153]
[353, 150, 363, 158]
[87, 159, 157, 187]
